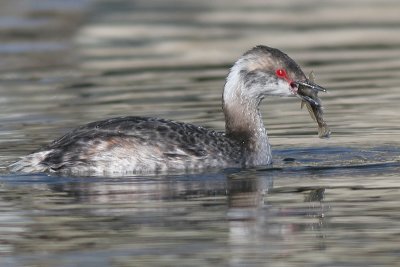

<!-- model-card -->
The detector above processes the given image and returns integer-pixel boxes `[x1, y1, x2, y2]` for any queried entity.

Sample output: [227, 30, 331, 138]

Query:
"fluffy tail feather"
[8, 151, 53, 173]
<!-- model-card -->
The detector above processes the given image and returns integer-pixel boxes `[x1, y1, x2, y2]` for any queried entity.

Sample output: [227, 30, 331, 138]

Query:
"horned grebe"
[9, 45, 327, 175]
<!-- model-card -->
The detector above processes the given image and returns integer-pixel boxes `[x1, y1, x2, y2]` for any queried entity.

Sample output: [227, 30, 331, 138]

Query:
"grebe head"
[223, 45, 325, 106]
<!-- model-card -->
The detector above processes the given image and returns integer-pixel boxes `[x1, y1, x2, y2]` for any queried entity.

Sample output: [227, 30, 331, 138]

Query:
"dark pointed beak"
[290, 79, 327, 107]
[298, 95, 320, 107]
[293, 80, 327, 93]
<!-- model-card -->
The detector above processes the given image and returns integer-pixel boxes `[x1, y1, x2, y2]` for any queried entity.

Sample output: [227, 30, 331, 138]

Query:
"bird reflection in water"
[34, 171, 329, 264]
[226, 172, 328, 264]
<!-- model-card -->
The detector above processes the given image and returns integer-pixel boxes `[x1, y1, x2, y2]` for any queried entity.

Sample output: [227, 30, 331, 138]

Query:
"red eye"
[275, 68, 293, 84]
[276, 69, 287, 78]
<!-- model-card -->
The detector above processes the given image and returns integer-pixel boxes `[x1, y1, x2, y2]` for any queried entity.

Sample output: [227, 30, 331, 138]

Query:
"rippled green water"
[1, 0, 400, 266]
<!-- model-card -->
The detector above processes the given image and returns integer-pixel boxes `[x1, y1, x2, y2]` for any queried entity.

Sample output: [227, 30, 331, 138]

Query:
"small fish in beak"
[295, 72, 331, 139]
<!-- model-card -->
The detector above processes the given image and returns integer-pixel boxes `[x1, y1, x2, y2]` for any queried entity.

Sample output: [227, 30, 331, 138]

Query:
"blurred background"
[0, 0, 400, 266]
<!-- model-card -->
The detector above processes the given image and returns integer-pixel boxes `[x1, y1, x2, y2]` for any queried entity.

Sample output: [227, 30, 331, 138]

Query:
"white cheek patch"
[272, 79, 293, 96]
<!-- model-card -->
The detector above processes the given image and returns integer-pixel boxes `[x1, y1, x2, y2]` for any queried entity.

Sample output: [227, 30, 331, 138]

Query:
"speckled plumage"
[10, 45, 322, 176]
[19, 117, 243, 174]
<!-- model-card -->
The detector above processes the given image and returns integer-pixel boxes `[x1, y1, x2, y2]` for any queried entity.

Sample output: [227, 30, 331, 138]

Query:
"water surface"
[1, 0, 400, 266]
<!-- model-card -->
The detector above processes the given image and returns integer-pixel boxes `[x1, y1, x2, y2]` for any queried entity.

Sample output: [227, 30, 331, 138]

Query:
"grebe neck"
[223, 65, 271, 166]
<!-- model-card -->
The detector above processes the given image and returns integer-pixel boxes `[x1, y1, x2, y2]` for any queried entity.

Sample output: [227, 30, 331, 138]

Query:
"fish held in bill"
[296, 71, 331, 138]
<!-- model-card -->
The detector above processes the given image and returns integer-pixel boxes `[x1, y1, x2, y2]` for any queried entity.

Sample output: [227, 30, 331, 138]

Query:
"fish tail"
[318, 123, 331, 139]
